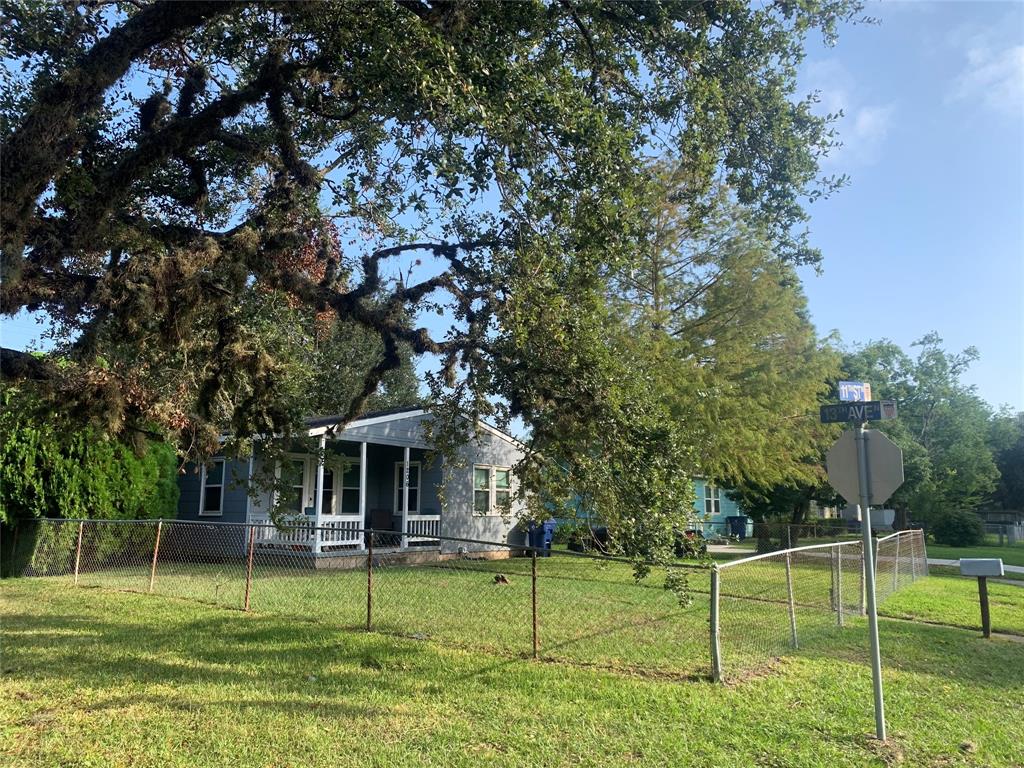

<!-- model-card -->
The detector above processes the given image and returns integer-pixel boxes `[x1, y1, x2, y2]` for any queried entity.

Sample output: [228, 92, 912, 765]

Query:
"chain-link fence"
[5, 519, 928, 682]
[712, 529, 928, 681]
[982, 522, 1023, 547]
[691, 518, 865, 549]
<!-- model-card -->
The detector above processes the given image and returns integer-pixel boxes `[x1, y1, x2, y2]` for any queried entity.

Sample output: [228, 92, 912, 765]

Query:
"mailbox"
[959, 558, 1005, 577]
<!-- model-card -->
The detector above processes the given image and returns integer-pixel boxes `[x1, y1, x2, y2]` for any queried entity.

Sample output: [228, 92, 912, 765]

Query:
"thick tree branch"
[1, 1, 236, 255]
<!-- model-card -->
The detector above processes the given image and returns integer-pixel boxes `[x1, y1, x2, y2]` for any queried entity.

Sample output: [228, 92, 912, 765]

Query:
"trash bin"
[726, 515, 748, 540]
[527, 519, 556, 556]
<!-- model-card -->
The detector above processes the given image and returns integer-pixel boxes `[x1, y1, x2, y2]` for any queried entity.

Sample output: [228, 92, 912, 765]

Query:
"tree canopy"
[841, 334, 1010, 522]
[1, 0, 863, 560]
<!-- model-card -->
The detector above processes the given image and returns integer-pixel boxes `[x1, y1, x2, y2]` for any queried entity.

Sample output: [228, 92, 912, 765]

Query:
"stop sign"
[826, 429, 904, 506]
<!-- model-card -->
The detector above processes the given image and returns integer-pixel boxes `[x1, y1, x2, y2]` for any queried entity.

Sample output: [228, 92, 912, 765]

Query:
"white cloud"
[948, 43, 1024, 116]
[802, 59, 895, 166]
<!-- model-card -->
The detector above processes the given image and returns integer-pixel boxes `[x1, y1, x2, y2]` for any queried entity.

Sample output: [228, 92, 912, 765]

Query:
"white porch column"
[313, 434, 326, 554]
[401, 445, 410, 549]
[359, 441, 368, 531]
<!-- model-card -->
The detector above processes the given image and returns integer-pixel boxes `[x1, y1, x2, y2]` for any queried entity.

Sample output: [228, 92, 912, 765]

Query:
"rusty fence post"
[531, 550, 539, 659]
[148, 520, 163, 593]
[73, 521, 84, 585]
[366, 531, 374, 631]
[243, 525, 255, 611]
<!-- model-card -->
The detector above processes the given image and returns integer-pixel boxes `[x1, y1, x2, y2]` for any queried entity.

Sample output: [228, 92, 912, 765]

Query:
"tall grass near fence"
[7, 519, 927, 682]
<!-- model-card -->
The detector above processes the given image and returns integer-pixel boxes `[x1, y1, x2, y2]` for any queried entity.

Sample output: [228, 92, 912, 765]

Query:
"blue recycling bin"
[527, 519, 556, 555]
[726, 515, 748, 540]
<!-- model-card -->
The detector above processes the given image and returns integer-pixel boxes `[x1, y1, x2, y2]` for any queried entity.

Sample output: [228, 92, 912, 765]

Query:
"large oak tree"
[1, 0, 860, 559]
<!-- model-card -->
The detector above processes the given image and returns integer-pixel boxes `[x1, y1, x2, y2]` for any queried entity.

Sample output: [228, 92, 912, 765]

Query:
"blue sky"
[796, 0, 1023, 409]
[2, 0, 1021, 411]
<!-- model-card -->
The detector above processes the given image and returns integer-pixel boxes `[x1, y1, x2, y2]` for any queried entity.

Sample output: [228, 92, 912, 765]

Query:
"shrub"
[0, 388, 179, 525]
[930, 510, 985, 547]
[673, 528, 708, 559]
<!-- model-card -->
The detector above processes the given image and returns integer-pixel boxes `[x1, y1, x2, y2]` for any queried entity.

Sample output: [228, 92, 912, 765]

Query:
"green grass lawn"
[924, 543, 1024, 568]
[3, 579, 1024, 768]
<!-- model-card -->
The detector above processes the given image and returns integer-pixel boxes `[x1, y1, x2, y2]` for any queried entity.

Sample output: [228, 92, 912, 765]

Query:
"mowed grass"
[39, 548, 995, 678]
[65, 554, 722, 678]
[879, 575, 1024, 636]
[3, 579, 1024, 768]
[925, 543, 1024, 569]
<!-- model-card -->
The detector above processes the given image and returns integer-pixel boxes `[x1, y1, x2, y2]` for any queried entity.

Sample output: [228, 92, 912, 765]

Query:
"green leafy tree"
[1, 0, 861, 560]
[612, 172, 841, 492]
[841, 334, 1000, 524]
[989, 410, 1024, 511]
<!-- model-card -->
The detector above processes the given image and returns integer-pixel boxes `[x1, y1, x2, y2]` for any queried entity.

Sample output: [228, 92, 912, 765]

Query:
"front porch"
[247, 434, 442, 554]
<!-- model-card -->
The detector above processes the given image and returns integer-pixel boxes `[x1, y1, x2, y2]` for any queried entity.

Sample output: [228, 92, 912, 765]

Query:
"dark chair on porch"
[367, 508, 398, 548]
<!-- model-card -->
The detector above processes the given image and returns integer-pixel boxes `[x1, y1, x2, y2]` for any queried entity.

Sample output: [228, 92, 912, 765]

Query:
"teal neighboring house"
[690, 478, 751, 538]
[553, 478, 751, 538]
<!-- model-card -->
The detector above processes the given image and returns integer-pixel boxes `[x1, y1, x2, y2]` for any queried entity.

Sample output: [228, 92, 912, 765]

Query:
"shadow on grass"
[1, 596, 441, 720]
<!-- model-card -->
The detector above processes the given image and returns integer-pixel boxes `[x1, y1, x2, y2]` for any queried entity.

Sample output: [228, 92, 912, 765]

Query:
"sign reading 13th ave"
[820, 400, 898, 424]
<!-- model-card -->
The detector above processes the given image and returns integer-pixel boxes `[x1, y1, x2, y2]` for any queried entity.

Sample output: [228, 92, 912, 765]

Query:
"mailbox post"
[960, 559, 1005, 638]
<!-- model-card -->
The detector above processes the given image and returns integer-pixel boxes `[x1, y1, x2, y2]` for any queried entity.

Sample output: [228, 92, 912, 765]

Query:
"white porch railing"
[248, 513, 442, 551]
[250, 514, 363, 551]
[404, 514, 441, 544]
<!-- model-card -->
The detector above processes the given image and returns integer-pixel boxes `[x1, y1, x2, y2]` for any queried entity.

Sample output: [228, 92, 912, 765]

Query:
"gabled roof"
[305, 405, 524, 449]
[305, 406, 425, 431]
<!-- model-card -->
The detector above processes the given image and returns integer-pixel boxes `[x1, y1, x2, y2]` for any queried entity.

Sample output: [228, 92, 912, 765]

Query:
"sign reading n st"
[838, 380, 872, 402]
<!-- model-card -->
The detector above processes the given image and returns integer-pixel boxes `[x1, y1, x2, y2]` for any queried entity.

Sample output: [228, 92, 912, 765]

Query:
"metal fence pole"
[893, 533, 900, 593]
[835, 547, 844, 627]
[532, 550, 539, 659]
[859, 541, 866, 617]
[243, 525, 255, 612]
[785, 552, 798, 649]
[710, 567, 723, 683]
[366, 531, 374, 631]
[148, 520, 163, 593]
[73, 521, 84, 585]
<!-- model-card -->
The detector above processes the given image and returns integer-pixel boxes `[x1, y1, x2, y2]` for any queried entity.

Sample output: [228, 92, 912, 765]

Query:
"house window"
[199, 459, 225, 516]
[320, 467, 335, 515]
[473, 465, 512, 515]
[473, 467, 491, 514]
[495, 468, 511, 509]
[704, 484, 721, 517]
[340, 460, 361, 515]
[280, 458, 307, 514]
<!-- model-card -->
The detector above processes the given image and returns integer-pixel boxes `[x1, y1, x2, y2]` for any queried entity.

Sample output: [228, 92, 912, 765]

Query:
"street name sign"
[826, 429, 905, 506]
[820, 400, 897, 424]
[838, 380, 872, 402]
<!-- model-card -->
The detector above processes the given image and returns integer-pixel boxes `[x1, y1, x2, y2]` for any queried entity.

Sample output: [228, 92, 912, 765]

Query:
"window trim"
[473, 464, 512, 517]
[334, 458, 361, 517]
[198, 458, 225, 517]
[704, 483, 721, 518]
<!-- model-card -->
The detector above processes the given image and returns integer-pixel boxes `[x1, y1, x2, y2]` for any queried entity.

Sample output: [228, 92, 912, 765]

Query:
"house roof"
[305, 405, 524, 449]
[305, 406, 424, 430]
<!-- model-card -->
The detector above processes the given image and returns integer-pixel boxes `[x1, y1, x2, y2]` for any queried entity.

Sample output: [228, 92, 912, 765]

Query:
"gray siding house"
[176, 407, 528, 558]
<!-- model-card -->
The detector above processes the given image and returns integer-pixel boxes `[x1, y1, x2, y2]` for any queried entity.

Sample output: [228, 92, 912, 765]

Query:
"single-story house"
[176, 407, 528, 560]
[690, 478, 751, 537]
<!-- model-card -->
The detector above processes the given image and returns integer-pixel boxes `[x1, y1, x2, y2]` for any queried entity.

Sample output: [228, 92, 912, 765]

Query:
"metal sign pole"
[855, 422, 886, 741]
